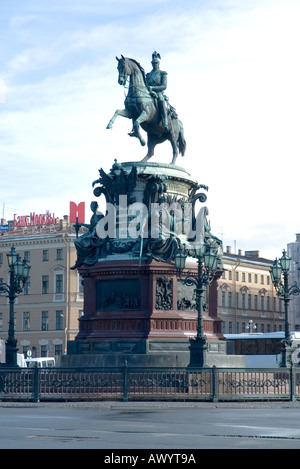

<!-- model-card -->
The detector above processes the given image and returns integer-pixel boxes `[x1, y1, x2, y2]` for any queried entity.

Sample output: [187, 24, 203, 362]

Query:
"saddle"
[166, 100, 178, 119]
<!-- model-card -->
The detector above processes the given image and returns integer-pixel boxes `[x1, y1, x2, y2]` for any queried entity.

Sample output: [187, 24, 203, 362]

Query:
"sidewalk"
[1, 399, 300, 409]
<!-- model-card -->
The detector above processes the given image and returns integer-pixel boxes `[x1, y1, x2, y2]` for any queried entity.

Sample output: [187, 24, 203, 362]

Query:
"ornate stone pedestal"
[61, 161, 245, 368]
[64, 258, 229, 367]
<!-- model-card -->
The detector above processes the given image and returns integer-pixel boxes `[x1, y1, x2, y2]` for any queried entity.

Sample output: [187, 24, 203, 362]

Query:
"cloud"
[1, 0, 300, 259]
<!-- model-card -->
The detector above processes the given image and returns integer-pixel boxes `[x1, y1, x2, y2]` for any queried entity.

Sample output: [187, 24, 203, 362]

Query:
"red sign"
[14, 212, 56, 227]
[70, 202, 85, 224]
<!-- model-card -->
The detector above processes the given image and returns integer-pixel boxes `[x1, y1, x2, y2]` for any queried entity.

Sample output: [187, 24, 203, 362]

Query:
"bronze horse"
[106, 56, 186, 165]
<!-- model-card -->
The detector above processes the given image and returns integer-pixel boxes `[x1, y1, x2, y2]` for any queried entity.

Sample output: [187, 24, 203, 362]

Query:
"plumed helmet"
[151, 51, 161, 63]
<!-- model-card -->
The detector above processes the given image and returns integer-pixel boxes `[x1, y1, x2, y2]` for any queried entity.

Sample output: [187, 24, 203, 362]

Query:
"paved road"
[1, 401, 300, 450]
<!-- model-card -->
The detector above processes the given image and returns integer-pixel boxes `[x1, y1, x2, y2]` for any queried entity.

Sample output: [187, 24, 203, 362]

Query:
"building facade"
[0, 214, 83, 358]
[287, 234, 300, 331]
[0, 209, 296, 360]
[218, 248, 285, 334]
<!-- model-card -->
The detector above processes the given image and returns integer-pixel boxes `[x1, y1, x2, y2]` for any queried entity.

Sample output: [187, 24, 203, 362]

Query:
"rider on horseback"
[146, 51, 170, 130]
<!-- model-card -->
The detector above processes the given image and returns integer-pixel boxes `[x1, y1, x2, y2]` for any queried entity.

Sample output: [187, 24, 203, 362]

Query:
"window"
[41, 311, 48, 331]
[261, 275, 264, 284]
[254, 274, 258, 283]
[78, 275, 83, 293]
[235, 293, 239, 308]
[235, 272, 239, 281]
[228, 292, 232, 308]
[248, 294, 252, 310]
[254, 295, 258, 310]
[42, 250, 49, 261]
[23, 312, 30, 331]
[42, 275, 49, 294]
[242, 273, 246, 282]
[261, 295, 265, 311]
[56, 310, 64, 330]
[24, 251, 30, 261]
[41, 345, 48, 357]
[23, 278, 30, 295]
[55, 274, 63, 293]
[248, 273, 252, 282]
[229, 271, 232, 280]
[222, 291, 226, 307]
[55, 344, 63, 356]
[56, 248, 63, 260]
[242, 293, 246, 310]
[22, 346, 30, 357]
[0, 312, 2, 330]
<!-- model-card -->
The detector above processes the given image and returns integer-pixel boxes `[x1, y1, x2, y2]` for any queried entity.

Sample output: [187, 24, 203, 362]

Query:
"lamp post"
[270, 249, 300, 367]
[0, 246, 31, 366]
[175, 244, 218, 367]
[246, 319, 257, 334]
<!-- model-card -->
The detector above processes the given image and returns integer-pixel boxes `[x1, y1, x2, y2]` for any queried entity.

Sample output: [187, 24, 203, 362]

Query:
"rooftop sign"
[14, 212, 56, 227]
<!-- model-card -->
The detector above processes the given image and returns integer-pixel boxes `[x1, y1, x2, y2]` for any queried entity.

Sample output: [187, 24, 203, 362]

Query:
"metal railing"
[0, 364, 299, 402]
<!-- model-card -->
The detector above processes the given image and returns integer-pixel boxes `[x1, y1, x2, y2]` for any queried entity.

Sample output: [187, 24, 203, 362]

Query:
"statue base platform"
[60, 258, 245, 368]
[60, 338, 245, 368]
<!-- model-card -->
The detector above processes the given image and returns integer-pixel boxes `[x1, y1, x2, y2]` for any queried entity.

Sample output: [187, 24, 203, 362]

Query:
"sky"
[1, 0, 300, 260]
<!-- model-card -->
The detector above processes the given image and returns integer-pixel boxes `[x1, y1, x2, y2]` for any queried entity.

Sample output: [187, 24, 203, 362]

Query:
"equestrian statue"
[106, 52, 186, 165]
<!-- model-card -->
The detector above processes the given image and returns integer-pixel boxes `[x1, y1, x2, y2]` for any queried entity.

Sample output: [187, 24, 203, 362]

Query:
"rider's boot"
[159, 100, 169, 130]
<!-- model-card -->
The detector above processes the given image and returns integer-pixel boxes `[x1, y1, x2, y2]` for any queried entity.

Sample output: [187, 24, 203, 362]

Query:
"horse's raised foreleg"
[106, 109, 130, 129]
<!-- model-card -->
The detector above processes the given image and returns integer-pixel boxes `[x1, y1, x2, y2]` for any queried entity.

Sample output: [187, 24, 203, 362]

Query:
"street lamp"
[0, 246, 31, 366]
[246, 319, 257, 333]
[270, 249, 300, 367]
[175, 243, 218, 367]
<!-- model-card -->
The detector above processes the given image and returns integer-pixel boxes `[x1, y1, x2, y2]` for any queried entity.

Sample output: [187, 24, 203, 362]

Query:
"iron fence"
[0, 364, 299, 402]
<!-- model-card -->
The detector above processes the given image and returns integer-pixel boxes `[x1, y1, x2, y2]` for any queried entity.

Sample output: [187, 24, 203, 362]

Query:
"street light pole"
[175, 244, 218, 367]
[270, 249, 300, 367]
[0, 246, 31, 366]
[246, 319, 257, 334]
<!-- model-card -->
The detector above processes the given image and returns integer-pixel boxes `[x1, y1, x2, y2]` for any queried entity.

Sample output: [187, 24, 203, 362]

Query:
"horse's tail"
[178, 120, 186, 156]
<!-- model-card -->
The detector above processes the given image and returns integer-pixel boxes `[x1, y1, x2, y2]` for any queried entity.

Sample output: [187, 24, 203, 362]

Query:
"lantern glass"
[271, 258, 282, 283]
[22, 262, 31, 280]
[280, 249, 291, 272]
[14, 257, 24, 277]
[204, 249, 218, 271]
[175, 249, 186, 273]
[7, 246, 18, 267]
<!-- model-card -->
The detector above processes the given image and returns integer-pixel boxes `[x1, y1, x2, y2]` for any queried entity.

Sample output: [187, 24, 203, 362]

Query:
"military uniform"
[146, 52, 169, 130]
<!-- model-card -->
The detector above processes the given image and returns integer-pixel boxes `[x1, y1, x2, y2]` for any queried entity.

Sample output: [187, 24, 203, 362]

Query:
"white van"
[25, 357, 56, 368]
[17, 353, 27, 367]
